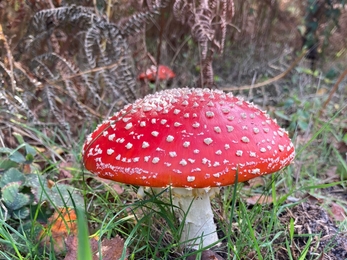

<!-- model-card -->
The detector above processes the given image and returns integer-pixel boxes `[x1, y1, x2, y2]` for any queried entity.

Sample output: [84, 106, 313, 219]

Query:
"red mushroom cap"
[82, 88, 295, 188]
[138, 65, 176, 82]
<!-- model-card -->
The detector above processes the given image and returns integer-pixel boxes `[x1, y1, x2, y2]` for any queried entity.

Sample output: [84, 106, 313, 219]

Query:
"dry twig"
[220, 51, 307, 91]
[319, 67, 347, 117]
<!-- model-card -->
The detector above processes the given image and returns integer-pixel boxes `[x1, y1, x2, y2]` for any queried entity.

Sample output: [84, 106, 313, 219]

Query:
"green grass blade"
[76, 208, 92, 260]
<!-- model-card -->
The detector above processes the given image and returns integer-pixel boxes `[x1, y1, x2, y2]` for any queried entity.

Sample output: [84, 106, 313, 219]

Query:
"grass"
[1, 67, 347, 259]
[1, 0, 347, 258]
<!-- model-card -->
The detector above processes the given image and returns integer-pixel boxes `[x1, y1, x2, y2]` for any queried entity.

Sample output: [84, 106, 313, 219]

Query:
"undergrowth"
[1, 94, 346, 259]
[0, 0, 347, 259]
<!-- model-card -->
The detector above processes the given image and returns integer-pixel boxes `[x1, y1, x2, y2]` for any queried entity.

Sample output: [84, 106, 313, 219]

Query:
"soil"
[194, 201, 347, 260]
[277, 202, 347, 260]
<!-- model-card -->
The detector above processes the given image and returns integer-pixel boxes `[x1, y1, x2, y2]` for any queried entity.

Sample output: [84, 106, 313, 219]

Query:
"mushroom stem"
[172, 187, 220, 249]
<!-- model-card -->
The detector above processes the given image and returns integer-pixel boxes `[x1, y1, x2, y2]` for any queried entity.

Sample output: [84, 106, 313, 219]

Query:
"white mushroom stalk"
[172, 187, 220, 249]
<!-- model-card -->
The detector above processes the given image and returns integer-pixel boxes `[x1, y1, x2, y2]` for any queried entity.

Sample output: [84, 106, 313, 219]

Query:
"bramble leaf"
[0, 168, 26, 188]
[2, 182, 31, 210]
[26, 174, 84, 209]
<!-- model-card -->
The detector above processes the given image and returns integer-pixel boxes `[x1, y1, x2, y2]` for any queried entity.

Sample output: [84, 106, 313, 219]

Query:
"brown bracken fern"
[1, 3, 167, 139]
[173, 0, 234, 87]
[0, 0, 233, 140]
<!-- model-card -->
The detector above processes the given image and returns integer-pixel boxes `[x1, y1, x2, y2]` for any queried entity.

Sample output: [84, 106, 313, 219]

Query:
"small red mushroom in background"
[138, 65, 175, 82]
[82, 88, 295, 249]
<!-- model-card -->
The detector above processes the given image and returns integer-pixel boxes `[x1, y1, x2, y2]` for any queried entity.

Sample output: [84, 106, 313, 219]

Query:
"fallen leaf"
[63, 235, 78, 260]
[47, 179, 55, 188]
[316, 88, 327, 95]
[246, 194, 273, 205]
[22, 163, 31, 174]
[39, 208, 77, 253]
[64, 235, 100, 260]
[303, 193, 324, 204]
[337, 140, 347, 154]
[96, 177, 124, 195]
[325, 166, 339, 180]
[64, 235, 128, 260]
[53, 146, 65, 155]
[3, 130, 17, 148]
[92, 236, 128, 260]
[57, 161, 74, 184]
[34, 146, 47, 153]
[111, 183, 124, 195]
[247, 177, 265, 188]
[246, 251, 257, 260]
[329, 202, 346, 222]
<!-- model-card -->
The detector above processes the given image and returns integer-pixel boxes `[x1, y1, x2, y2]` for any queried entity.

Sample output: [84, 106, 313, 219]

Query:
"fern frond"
[81, 73, 107, 107]
[201, 50, 214, 87]
[54, 54, 79, 76]
[121, 10, 158, 36]
[84, 24, 101, 69]
[31, 53, 79, 80]
[63, 79, 92, 121]
[30, 56, 56, 80]
[12, 4, 142, 135]
[0, 83, 37, 122]
[44, 84, 71, 136]
[190, 8, 214, 59]
[173, 0, 190, 23]
[120, 0, 170, 36]
[29, 5, 96, 33]
[0, 90, 18, 115]
[172, 0, 234, 86]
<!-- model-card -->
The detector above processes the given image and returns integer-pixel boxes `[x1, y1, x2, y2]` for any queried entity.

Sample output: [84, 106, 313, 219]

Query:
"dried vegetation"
[0, 0, 310, 140]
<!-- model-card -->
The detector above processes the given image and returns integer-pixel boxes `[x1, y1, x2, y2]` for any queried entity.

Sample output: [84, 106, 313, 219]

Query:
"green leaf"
[25, 153, 34, 163]
[26, 174, 84, 209]
[13, 207, 30, 220]
[0, 147, 15, 154]
[50, 183, 84, 208]
[0, 168, 26, 188]
[283, 98, 295, 108]
[24, 144, 37, 157]
[0, 159, 18, 171]
[297, 120, 308, 131]
[274, 111, 291, 121]
[9, 151, 26, 164]
[2, 182, 31, 210]
[325, 68, 338, 80]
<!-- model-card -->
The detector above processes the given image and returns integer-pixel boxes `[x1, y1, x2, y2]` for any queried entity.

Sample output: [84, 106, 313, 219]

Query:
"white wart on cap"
[82, 88, 295, 188]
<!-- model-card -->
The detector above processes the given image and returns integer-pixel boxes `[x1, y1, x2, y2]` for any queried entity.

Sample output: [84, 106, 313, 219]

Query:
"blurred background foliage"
[0, 0, 346, 142]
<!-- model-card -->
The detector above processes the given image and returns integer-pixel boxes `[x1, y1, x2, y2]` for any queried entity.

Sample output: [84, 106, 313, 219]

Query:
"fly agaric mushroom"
[138, 65, 175, 82]
[82, 88, 295, 249]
